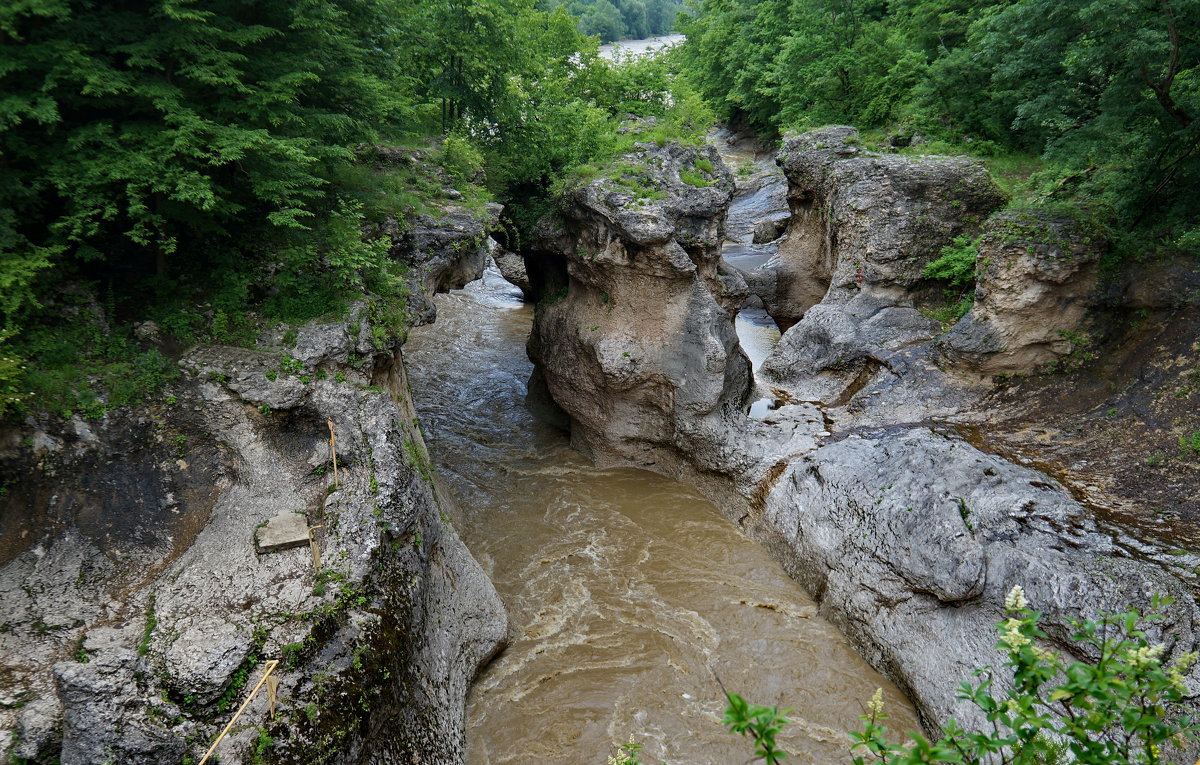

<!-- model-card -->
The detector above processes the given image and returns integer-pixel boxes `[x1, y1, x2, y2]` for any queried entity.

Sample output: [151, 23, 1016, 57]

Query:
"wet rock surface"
[490, 240, 532, 300]
[0, 210, 506, 763]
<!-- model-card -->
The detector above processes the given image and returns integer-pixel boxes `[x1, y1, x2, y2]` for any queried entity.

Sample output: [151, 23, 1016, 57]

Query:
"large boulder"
[755, 426, 1200, 729]
[491, 240, 532, 299]
[942, 210, 1106, 375]
[524, 141, 754, 474]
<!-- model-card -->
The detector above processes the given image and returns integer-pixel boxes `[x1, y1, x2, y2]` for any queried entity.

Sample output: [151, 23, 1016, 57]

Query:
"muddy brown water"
[404, 271, 919, 763]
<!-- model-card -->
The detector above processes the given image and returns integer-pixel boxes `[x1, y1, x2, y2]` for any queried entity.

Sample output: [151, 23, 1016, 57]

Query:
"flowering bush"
[851, 587, 1200, 764]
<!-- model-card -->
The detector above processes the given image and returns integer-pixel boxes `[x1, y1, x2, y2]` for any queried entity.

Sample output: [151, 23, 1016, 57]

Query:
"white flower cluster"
[1004, 584, 1028, 612]
[1002, 617, 1030, 649]
[866, 688, 885, 718]
[1125, 643, 1166, 670]
[1168, 651, 1198, 693]
[1031, 646, 1058, 664]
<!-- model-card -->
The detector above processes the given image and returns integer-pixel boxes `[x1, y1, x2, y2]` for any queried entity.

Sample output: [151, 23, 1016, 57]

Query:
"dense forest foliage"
[0, 0, 698, 418]
[538, 0, 684, 42]
[677, 0, 1200, 256]
[5, 0, 1197, 419]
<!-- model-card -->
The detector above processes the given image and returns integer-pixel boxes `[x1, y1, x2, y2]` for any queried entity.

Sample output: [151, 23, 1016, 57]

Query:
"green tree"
[0, 0, 417, 286]
[579, 0, 626, 41]
[967, 0, 1200, 244]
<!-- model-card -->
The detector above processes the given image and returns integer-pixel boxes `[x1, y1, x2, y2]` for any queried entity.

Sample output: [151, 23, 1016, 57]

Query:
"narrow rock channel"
[404, 268, 919, 763]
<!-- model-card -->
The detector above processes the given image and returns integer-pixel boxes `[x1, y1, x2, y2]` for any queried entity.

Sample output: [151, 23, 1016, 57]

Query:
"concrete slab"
[255, 512, 310, 553]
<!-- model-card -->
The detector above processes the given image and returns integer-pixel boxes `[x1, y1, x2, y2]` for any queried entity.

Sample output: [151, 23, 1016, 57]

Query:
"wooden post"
[327, 418, 338, 488]
[198, 660, 280, 765]
[266, 675, 280, 719]
[308, 525, 324, 569]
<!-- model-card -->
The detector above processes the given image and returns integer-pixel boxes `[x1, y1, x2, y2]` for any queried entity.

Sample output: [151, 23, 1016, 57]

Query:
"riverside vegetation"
[677, 0, 1199, 297]
[2, 0, 1198, 761]
[0, 0, 706, 421]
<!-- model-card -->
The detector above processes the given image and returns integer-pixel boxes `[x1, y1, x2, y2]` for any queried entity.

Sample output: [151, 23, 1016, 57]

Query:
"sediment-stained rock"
[942, 210, 1105, 375]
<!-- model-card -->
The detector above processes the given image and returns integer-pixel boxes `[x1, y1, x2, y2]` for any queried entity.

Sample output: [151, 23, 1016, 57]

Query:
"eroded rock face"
[765, 126, 1005, 329]
[0, 220, 506, 763]
[757, 127, 1004, 405]
[491, 240, 532, 299]
[525, 141, 754, 473]
[747, 426, 1200, 729]
[522, 129, 1200, 739]
[942, 211, 1105, 375]
[381, 203, 503, 327]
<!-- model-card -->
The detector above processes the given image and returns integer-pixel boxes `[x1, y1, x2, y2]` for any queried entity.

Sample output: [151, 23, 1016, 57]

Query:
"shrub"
[850, 588, 1200, 765]
[440, 134, 485, 182]
[923, 235, 979, 288]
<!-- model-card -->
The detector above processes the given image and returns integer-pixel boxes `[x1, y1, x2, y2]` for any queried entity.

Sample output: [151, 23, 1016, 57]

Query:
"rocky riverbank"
[520, 127, 1200, 737]
[0, 198, 508, 763]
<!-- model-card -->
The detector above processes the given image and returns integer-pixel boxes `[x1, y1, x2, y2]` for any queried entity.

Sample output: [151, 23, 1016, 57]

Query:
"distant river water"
[598, 34, 685, 60]
[404, 268, 919, 764]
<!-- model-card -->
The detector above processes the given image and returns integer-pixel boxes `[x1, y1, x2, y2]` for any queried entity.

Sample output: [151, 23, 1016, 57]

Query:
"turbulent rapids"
[405, 269, 918, 764]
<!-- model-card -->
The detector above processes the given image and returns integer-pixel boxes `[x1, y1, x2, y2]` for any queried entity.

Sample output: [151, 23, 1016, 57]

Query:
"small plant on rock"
[1179, 430, 1200, 458]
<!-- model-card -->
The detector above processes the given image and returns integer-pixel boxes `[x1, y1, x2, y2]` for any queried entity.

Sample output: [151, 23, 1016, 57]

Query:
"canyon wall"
[0, 203, 507, 764]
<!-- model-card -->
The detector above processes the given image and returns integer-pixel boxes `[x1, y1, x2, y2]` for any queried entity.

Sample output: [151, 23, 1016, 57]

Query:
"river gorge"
[2, 101, 1198, 765]
[406, 269, 917, 763]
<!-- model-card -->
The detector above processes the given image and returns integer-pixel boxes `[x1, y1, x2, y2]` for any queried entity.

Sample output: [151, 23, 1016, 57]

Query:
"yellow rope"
[197, 659, 280, 765]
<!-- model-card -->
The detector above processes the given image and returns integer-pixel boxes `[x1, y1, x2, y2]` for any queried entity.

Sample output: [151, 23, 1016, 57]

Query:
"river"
[598, 34, 685, 60]
[405, 269, 919, 764]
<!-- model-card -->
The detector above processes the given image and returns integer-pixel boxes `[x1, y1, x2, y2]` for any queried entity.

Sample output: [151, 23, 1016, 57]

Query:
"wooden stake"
[198, 660, 280, 765]
[266, 675, 280, 719]
[327, 418, 338, 488]
[308, 525, 324, 569]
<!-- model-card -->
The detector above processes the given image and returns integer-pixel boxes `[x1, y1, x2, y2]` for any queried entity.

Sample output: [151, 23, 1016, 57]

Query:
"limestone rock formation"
[723, 163, 790, 246]
[0, 210, 507, 763]
[522, 128, 1200, 738]
[525, 141, 754, 474]
[942, 210, 1105, 374]
[759, 126, 1005, 404]
[764, 125, 1005, 329]
[491, 240, 532, 299]
[756, 426, 1200, 729]
[382, 201, 503, 326]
